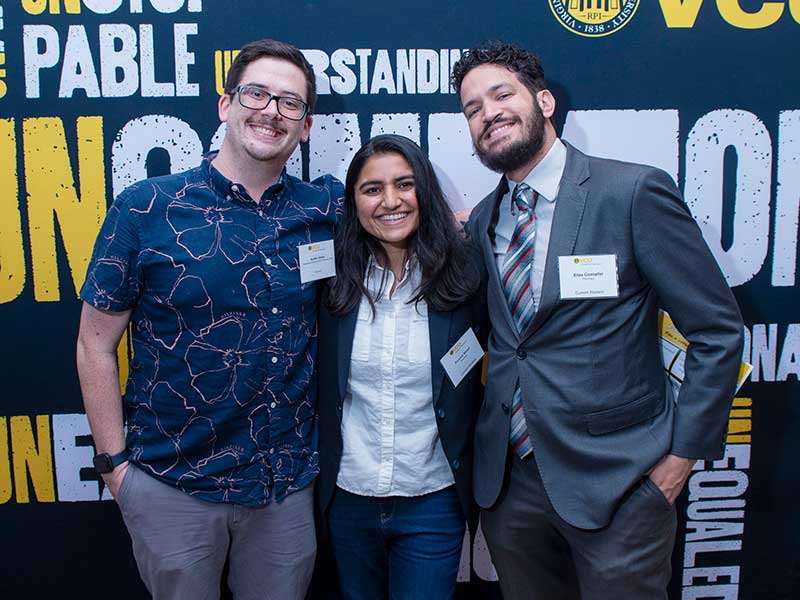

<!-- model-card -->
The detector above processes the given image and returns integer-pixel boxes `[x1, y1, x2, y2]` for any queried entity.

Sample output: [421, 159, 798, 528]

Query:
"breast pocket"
[407, 302, 430, 364]
[350, 300, 373, 362]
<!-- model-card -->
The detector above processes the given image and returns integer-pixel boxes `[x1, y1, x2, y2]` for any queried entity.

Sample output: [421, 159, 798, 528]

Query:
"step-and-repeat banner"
[1, 1, 798, 598]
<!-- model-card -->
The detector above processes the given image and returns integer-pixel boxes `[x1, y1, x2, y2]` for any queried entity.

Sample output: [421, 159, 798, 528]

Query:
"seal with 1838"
[548, 0, 640, 38]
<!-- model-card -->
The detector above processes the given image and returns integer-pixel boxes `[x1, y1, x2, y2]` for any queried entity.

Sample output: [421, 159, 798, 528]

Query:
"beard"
[473, 103, 545, 174]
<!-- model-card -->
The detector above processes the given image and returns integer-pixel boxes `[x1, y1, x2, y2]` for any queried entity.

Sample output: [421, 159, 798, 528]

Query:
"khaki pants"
[117, 465, 316, 600]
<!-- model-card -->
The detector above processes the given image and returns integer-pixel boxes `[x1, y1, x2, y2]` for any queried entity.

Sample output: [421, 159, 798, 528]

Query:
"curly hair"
[451, 40, 546, 98]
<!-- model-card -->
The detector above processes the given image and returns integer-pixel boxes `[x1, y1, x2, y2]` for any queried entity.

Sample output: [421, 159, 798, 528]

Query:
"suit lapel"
[428, 304, 452, 407]
[523, 144, 590, 339]
[477, 179, 520, 339]
[336, 306, 359, 402]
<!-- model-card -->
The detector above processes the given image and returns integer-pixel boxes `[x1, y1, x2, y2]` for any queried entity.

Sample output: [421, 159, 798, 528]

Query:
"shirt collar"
[506, 138, 567, 210]
[204, 153, 290, 203]
[365, 255, 418, 296]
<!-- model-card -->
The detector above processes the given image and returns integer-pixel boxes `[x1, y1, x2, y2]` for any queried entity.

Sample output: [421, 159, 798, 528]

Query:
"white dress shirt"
[336, 260, 454, 497]
[494, 138, 567, 312]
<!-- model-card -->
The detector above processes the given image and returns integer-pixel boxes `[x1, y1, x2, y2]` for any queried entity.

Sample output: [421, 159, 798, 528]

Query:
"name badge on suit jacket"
[558, 254, 620, 300]
[440, 328, 484, 387]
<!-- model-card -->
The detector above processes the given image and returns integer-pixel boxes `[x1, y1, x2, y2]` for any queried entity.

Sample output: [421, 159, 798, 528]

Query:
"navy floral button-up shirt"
[81, 157, 343, 505]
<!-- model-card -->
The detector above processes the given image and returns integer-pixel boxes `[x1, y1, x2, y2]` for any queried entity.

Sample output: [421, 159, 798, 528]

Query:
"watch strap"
[108, 450, 129, 468]
[93, 450, 129, 474]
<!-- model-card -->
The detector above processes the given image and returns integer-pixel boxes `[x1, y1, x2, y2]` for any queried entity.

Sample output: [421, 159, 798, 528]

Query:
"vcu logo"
[548, 0, 640, 37]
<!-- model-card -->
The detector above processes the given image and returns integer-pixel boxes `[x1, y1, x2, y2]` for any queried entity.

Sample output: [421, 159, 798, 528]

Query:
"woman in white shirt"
[316, 134, 486, 600]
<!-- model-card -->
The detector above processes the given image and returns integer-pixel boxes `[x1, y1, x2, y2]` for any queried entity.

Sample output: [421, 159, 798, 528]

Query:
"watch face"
[93, 454, 114, 474]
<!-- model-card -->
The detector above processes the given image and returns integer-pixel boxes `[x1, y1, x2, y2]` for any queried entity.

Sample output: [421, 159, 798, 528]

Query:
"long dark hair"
[325, 134, 481, 316]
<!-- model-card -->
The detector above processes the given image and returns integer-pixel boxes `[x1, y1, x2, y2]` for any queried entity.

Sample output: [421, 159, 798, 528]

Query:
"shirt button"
[266, 258, 272, 266]
[270, 402, 276, 409]
[501, 403, 510, 414]
[516, 348, 527, 360]
[271, 307, 278, 314]
[226, 195, 231, 201]
[271, 356, 278, 364]
[269, 448, 274, 454]
[451, 458, 461, 471]
[231, 184, 239, 192]
[437, 408, 446, 419]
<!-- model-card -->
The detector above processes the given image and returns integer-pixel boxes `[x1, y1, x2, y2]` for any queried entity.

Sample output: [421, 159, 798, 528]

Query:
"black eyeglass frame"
[233, 84, 309, 121]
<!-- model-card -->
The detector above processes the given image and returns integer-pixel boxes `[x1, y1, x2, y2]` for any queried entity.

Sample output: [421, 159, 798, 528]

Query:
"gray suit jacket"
[466, 142, 744, 529]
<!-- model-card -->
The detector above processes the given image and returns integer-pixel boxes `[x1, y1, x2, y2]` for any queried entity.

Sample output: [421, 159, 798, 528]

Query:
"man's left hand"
[647, 454, 697, 505]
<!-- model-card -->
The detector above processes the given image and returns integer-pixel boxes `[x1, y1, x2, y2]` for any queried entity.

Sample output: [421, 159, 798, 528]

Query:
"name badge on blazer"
[440, 328, 484, 387]
[558, 254, 620, 300]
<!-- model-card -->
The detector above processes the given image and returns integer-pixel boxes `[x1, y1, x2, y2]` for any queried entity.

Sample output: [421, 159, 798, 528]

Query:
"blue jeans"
[327, 486, 466, 600]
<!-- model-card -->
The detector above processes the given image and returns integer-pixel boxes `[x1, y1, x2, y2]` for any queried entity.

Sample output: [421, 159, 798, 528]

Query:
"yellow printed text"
[23, 116, 106, 302]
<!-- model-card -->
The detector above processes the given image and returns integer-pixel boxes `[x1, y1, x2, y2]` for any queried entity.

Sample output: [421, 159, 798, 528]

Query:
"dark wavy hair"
[224, 39, 317, 113]
[325, 135, 481, 316]
[451, 40, 546, 99]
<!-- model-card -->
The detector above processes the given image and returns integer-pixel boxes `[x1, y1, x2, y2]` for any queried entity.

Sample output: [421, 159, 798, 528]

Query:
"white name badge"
[298, 240, 336, 283]
[440, 327, 484, 388]
[558, 254, 619, 299]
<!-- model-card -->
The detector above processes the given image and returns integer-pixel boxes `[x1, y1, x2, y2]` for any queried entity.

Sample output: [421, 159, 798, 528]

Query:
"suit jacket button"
[437, 408, 446, 419]
[516, 348, 527, 360]
[451, 458, 460, 470]
[501, 403, 510, 414]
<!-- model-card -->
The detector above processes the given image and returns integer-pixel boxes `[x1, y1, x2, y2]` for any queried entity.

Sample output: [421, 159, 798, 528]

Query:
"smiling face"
[354, 152, 420, 256]
[217, 56, 312, 170]
[459, 63, 553, 179]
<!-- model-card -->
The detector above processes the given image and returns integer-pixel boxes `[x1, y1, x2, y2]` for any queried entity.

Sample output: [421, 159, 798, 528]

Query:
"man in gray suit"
[452, 41, 744, 599]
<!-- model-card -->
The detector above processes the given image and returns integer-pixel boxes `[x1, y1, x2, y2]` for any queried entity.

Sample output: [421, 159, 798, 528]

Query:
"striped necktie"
[500, 183, 537, 459]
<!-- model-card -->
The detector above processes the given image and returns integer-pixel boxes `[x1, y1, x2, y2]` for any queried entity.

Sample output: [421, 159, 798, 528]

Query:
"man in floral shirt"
[76, 39, 342, 600]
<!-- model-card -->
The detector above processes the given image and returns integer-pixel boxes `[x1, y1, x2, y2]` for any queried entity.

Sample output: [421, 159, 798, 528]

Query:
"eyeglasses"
[234, 84, 309, 121]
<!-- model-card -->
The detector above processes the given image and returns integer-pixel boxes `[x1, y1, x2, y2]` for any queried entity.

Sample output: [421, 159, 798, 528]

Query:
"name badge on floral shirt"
[298, 240, 336, 283]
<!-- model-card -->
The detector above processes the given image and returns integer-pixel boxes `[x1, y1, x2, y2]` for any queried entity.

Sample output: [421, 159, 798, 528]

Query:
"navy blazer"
[315, 272, 486, 533]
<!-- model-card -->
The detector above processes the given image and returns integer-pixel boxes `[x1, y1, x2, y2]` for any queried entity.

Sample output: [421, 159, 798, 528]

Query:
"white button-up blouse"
[336, 260, 455, 497]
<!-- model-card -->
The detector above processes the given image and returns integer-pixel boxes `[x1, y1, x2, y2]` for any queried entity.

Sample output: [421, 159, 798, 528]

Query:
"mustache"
[481, 116, 516, 139]
[246, 117, 286, 132]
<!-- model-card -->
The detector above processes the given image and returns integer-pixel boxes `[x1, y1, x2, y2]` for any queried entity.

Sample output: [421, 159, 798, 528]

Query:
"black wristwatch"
[92, 450, 129, 474]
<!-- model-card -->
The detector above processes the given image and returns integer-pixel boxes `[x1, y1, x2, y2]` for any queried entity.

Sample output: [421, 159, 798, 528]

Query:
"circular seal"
[548, 0, 640, 37]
